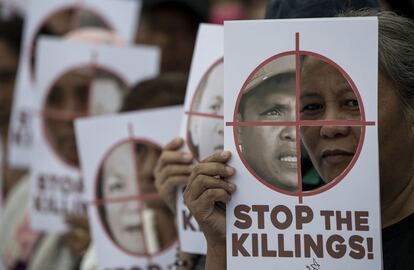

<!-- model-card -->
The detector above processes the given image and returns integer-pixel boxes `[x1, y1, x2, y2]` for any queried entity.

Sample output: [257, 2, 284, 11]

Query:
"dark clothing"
[265, 0, 379, 19]
[384, 0, 414, 19]
[383, 212, 414, 270]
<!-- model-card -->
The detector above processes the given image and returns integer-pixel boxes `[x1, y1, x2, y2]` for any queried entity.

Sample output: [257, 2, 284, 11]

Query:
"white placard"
[176, 23, 223, 255]
[29, 37, 160, 232]
[8, 0, 140, 169]
[224, 18, 381, 269]
[76, 106, 183, 270]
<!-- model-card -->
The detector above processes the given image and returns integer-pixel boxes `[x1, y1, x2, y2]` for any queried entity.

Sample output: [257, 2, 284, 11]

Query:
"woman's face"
[300, 56, 361, 183]
[102, 142, 145, 254]
[191, 61, 224, 160]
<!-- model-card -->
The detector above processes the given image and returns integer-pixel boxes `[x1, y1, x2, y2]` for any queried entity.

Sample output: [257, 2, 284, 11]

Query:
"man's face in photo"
[189, 60, 224, 160]
[44, 70, 89, 167]
[44, 68, 127, 167]
[238, 71, 298, 191]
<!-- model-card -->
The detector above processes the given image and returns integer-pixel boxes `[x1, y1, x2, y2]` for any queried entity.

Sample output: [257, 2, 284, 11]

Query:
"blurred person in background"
[136, 0, 210, 73]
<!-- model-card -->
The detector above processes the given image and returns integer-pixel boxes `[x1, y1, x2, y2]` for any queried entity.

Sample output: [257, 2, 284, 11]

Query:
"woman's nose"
[319, 125, 350, 139]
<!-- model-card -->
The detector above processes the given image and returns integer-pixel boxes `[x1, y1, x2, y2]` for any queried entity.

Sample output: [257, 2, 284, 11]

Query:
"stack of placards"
[29, 36, 160, 232]
[8, 0, 140, 168]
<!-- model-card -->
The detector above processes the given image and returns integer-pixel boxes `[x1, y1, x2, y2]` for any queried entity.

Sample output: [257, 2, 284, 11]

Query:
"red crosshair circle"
[226, 33, 376, 203]
[91, 124, 177, 257]
[29, 0, 114, 82]
[185, 58, 224, 162]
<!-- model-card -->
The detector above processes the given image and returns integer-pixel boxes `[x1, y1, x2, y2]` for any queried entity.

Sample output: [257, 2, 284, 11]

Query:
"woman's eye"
[301, 103, 324, 113]
[343, 99, 359, 109]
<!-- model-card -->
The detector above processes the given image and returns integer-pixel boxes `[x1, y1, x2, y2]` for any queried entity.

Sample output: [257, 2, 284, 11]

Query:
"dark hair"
[0, 16, 23, 55]
[142, 0, 210, 23]
[382, 0, 414, 19]
[121, 72, 187, 112]
[265, 0, 379, 19]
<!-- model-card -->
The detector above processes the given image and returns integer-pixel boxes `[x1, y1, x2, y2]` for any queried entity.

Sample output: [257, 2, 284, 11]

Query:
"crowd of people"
[0, 0, 413, 269]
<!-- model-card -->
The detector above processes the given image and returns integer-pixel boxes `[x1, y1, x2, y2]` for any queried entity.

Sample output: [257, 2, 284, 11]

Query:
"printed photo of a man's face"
[187, 59, 224, 161]
[237, 55, 298, 192]
[43, 67, 127, 168]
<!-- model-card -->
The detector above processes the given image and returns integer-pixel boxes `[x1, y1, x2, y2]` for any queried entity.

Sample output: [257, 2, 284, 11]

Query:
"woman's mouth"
[321, 149, 355, 165]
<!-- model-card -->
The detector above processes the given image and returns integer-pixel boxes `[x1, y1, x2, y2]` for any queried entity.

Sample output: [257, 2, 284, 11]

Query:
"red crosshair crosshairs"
[91, 123, 176, 258]
[226, 33, 376, 204]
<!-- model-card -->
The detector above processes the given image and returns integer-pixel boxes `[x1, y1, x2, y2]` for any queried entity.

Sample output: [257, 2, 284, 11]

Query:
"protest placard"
[8, 0, 140, 168]
[29, 36, 159, 232]
[224, 17, 381, 269]
[177, 23, 223, 254]
[76, 106, 182, 270]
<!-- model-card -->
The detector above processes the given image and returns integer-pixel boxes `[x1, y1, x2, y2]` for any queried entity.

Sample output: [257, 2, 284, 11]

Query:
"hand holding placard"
[183, 151, 235, 245]
[154, 137, 193, 213]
